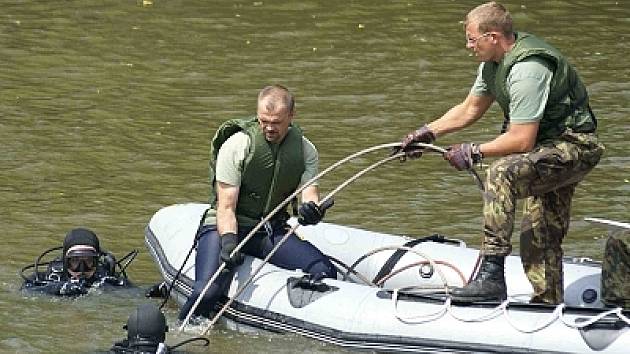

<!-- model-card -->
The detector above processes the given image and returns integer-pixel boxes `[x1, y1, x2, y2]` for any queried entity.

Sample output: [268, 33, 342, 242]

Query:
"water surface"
[1, 1, 629, 352]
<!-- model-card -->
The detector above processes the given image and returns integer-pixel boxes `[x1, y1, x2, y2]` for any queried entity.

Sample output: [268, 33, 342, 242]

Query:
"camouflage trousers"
[482, 130, 604, 304]
[602, 230, 630, 308]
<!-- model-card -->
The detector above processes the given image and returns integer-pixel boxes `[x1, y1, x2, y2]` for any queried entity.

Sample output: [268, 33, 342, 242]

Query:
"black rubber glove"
[444, 143, 482, 171]
[220, 232, 244, 269]
[297, 201, 325, 226]
[395, 125, 436, 159]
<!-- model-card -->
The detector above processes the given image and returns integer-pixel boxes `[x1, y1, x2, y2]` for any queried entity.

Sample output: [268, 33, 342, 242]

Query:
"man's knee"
[487, 157, 522, 184]
[306, 258, 337, 280]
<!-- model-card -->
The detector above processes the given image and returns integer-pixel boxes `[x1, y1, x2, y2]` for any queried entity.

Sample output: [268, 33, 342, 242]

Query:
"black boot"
[451, 255, 507, 302]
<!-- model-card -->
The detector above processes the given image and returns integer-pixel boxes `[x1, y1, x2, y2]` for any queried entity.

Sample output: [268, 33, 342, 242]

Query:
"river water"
[1, 1, 629, 353]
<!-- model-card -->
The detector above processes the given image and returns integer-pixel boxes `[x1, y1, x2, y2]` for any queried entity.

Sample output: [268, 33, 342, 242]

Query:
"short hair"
[257, 84, 295, 114]
[464, 2, 513, 37]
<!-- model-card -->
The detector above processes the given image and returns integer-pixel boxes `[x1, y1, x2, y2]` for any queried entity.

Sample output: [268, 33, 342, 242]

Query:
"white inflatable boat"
[145, 203, 630, 353]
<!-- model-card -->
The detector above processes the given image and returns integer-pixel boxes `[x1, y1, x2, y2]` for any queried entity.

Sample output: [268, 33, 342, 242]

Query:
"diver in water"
[20, 227, 137, 296]
[109, 303, 208, 354]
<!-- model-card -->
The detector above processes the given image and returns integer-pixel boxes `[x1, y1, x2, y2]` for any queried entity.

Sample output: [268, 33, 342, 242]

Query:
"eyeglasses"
[466, 32, 492, 46]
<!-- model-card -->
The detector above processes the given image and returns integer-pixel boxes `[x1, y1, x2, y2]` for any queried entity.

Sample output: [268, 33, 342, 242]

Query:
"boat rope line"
[392, 293, 630, 332]
[342, 245, 467, 288]
[149, 219, 630, 352]
[145, 229, 195, 297]
[201, 151, 418, 334]
[500, 301, 563, 333]
[159, 208, 210, 310]
[393, 289, 451, 323]
[372, 235, 464, 285]
[560, 305, 630, 328]
[376, 260, 467, 287]
[217, 300, 528, 354]
[181, 141, 475, 332]
[178, 142, 450, 331]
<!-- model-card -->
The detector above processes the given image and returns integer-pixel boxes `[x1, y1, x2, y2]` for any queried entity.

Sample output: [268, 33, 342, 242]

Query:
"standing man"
[399, 2, 604, 304]
[179, 85, 336, 320]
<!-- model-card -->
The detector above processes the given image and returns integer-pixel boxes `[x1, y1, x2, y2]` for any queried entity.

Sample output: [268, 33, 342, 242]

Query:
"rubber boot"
[451, 255, 507, 302]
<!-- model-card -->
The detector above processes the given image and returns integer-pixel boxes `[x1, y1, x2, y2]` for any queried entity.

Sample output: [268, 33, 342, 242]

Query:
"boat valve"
[419, 264, 434, 279]
[582, 288, 598, 304]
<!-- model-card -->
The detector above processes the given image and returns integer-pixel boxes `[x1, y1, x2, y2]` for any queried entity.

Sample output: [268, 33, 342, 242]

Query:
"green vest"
[483, 32, 596, 142]
[207, 117, 305, 227]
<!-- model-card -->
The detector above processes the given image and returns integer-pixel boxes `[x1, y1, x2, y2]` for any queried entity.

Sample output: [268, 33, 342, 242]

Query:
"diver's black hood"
[126, 303, 168, 344]
[62, 228, 100, 257]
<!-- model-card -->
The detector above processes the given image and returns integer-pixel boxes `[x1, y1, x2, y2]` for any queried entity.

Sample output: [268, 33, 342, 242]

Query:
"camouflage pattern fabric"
[602, 230, 630, 308]
[481, 130, 604, 304]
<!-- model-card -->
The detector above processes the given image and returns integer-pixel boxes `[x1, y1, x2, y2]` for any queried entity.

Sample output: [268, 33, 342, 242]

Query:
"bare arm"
[216, 181, 239, 235]
[427, 94, 494, 138]
[301, 185, 319, 204]
[480, 122, 539, 157]
[428, 94, 538, 156]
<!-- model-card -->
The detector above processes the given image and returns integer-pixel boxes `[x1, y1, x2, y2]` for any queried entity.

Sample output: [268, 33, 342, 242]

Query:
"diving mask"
[65, 245, 98, 279]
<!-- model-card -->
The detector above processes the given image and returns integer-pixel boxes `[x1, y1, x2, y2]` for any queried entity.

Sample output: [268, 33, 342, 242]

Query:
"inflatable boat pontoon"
[145, 203, 630, 353]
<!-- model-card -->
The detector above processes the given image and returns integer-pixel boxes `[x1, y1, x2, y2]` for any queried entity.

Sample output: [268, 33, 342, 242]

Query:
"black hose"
[169, 336, 210, 350]
[159, 208, 210, 310]
[327, 256, 375, 286]
[19, 262, 52, 283]
[116, 249, 139, 279]
[33, 246, 63, 282]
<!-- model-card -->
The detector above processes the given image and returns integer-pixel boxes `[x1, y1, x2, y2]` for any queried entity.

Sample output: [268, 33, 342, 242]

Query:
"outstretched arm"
[427, 94, 494, 138]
